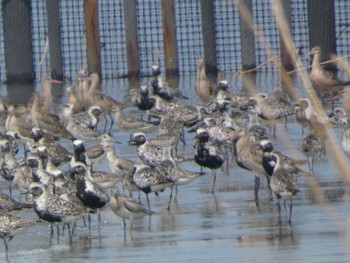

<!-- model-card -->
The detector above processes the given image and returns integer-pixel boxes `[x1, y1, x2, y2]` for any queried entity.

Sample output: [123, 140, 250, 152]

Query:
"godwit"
[195, 58, 214, 102]
[31, 93, 75, 140]
[309, 46, 350, 110]
[87, 73, 127, 132]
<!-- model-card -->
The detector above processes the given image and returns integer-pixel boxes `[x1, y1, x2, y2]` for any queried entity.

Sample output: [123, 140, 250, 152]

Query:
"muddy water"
[1, 73, 350, 262]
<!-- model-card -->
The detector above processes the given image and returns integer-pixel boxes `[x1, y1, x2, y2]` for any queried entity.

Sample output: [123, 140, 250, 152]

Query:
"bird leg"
[102, 114, 109, 133]
[108, 113, 114, 134]
[254, 175, 260, 202]
[277, 200, 282, 224]
[288, 199, 293, 224]
[211, 169, 217, 194]
[146, 194, 151, 211]
[167, 185, 174, 211]
[3, 239, 8, 261]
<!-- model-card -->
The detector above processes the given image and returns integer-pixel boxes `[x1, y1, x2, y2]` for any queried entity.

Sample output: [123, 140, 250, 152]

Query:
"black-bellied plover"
[129, 132, 165, 167]
[31, 127, 72, 166]
[130, 85, 156, 111]
[0, 192, 33, 211]
[151, 64, 188, 101]
[74, 165, 109, 224]
[30, 182, 87, 242]
[0, 213, 37, 258]
[264, 152, 300, 223]
[194, 137, 225, 193]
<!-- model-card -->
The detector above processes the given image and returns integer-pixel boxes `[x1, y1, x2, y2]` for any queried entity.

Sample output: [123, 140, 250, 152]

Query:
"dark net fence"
[0, 0, 349, 82]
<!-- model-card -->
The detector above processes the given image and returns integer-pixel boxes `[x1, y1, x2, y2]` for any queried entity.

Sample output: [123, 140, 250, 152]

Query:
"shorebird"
[112, 106, 158, 134]
[340, 125, 350, 157]
[0, 139, 20, 196]
[130, 85, 156, 112]
[109, 187, 154, 238]
[309, 46, 350, 110]
[102, 143, 135, 178]
[339, 87, 350, 115]
[263, 151, 309, 179]
[195, 58, 214, 102]
[0, 96, 8, 130]
[76, 105, 102, 130]
[247, 106, 271, 142]
[264, 152, 300, 223]
[31, 93, 75, 140]
[31, 127, 72, 166]
[87, 73, 127, 132]
[70, 140, 91, 168]
[5, 105, 35, 142]
[132, 162, 176, 211]
[151, 65, 188, 101]
[0, 213, 37, 259]
[66, 85, 84, 113]
[30, 182, 87, 242]
[300, 125, 325, 171]
[241, 92, 294, 136]
[194, 140, 225, 193]
[328, 107, 349, 128]
[61, 103, 102, 141]
[74, 165, 109, 224]
[129, 132, 165, 167]
[0, 192, 33, 211]
[227, 129, 271, 204]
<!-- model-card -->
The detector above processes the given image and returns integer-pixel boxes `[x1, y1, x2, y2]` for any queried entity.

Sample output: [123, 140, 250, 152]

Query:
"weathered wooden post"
[46, 0, 64, 80]
[2, 0, 34, 84]
[307, 0, 336, 70]
[84, 0, 102, 76]
[278, 0, 294, 71]
[237, 0, 256, 71]
[200, 0, 218, 75]
[123, 0, 140, 78]
[161, 0, 179, 77]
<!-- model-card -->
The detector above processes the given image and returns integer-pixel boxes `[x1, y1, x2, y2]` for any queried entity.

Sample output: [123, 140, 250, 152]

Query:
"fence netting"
[0, 0, 349, 82]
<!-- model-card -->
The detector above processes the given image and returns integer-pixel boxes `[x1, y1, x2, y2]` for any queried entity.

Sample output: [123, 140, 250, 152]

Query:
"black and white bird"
[263, 152, 300, 224]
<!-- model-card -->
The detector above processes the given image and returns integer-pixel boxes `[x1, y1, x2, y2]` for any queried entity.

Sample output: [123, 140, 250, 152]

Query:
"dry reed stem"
[271, 0, 350, 252]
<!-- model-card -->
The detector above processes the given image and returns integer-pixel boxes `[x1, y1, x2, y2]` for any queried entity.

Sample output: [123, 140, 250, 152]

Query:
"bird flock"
[0, 46, 349, 259]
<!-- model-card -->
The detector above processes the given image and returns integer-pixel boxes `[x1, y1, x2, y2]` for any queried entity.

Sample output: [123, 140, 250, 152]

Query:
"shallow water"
[1, 72, 350, 263]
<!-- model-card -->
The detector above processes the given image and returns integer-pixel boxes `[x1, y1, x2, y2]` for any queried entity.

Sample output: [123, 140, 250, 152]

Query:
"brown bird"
[66, 85, 85, 113]
[227, 129, 271, 205]
[195, 58, 214, 102]
[87, 73, 127, 132]
[31, 92, 75, 140]
[309, 46, 350, 110]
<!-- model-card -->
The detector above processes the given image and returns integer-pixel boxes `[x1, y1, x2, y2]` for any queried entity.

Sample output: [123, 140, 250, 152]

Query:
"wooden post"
[307, 0, 336, 70]
[84, 0, 101, 76]
[237, 0, 256, 71]
[278, 0, 294, 71]
[46, 0, 64, 80]
[123, 0, 140, 78]
[2, 0, 34, 84]
[161, 0, 179, 77]
[200, 0, 218, 75]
